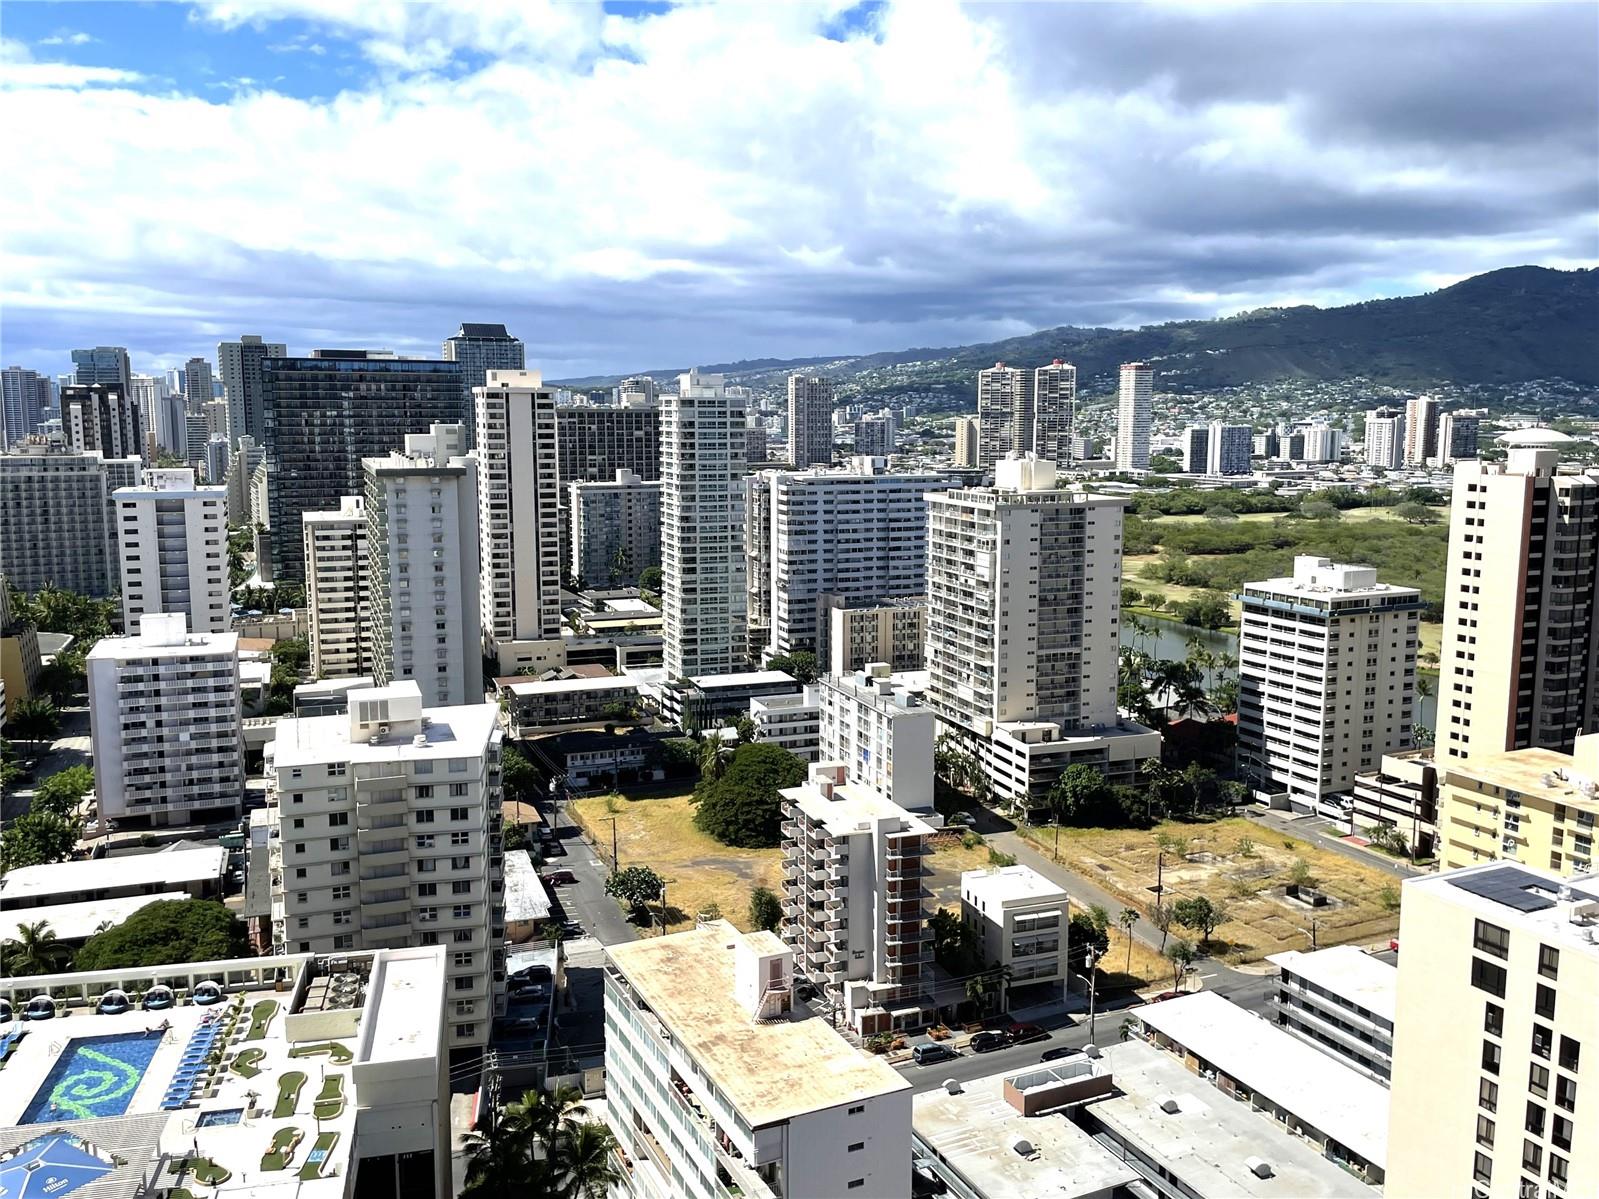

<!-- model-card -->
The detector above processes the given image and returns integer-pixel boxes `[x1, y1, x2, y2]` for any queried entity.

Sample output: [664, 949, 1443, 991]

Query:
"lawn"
[245, 999, 278, 1041]
[299, 1132, 340, 1181]
[568, 792, 783, 934]
[261, 1127, 302, 1171]
[287, 1041, 353, 1064]
[273, 1071, 306, 1119]
[1018, 817, 1399, 964]
[312, 1075, 345, 1121]
[230, 1048, 265, 1078]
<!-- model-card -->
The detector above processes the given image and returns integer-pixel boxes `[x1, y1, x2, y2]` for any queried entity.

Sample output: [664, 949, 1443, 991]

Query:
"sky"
[2, 1, 1596, 380]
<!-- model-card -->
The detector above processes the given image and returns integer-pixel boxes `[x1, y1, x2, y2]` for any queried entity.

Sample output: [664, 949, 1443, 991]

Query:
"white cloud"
[0, 1, 1593, 374]
[38, 30, 99, 47]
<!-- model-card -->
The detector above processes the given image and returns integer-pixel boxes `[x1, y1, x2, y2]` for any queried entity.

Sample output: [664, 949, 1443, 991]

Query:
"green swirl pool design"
[22, 1032, 163, 1123]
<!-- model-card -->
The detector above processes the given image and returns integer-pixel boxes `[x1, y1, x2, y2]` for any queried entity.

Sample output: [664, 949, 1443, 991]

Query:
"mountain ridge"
[553, 265, 1598, 393]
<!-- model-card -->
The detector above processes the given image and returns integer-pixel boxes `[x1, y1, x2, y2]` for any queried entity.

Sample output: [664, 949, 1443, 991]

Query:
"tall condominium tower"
[1385, 863, 1599, 1199]
[473, 370, 564, 675]
[553, 402, 661, 571]
[70, 345, 131, 394]
[1207, 421, 1254, 475]
[617, 375, 659, 404]
[1365, 406, 1405, 469]
[363, 424, 482, 708]
[217, 334, 286, 445]
[114, 468, 230, 635]
[1403, 395, 1440, 466]
[267, 680, 505, 1050]
[442, 322, 525, 415]
[745, 458, 956, 662]
[224, 435, 265, 525]
[924, 455, 1157, 806]
[569, 469, 661, 589]
[1237, 557, 1420, 815]
[262, 350, 466, 580]
[0, 445, 140, 596]
[1304, 423, 1343, 463]
[87, 613, 244, 827]
[1438, 441, 1598, 764]
[1031, 360, 1077, 464]
[303, 495, 371, 680]
[183, 356, 215, 416]
[952, 415, 980, 469]
[976, 363, 1032, 468]
[662, 369, 747, 678]
[64, 383, 144, 463]
[1182, 425, 1209, 473]
[786, 373, 834, 468]
[1437, 412, 1481, 465]
[1, 367, 51, 446]
[1114, 362, 1153, 471]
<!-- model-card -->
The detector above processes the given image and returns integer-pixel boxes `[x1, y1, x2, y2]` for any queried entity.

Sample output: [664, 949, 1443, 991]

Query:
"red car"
[1004, 1022, 1048, 1045]
[1149, 990, 1186, 1003]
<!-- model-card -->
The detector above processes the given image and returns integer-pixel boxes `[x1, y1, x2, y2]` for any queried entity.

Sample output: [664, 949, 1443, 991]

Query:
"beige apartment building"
[1439, 734, 1599, 877]
[303, 495, 371, 680]
[1387, 862, 1598, 1199]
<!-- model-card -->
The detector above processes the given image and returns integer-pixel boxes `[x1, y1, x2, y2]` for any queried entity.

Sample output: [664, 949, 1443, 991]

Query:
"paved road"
[544, 820, 640, 948]
[4, 707, 92, 821]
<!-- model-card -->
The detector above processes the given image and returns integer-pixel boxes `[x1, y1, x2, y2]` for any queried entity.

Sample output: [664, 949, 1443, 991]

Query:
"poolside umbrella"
[0, 1134, 115, 1199]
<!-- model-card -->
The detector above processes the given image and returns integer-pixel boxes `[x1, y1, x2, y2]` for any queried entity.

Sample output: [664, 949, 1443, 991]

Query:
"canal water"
[1119, 616, 1439, 730]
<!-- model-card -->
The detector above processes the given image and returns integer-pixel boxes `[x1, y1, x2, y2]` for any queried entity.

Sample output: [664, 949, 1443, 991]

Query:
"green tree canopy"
[1169, 896, 1230, 946]
[748, 886, 783, 933]
[73, 899, 248, 971]
[1, 919, 71, 976]
[692, 742, 807, 848]
[605, 866, 665, 910]
[765, 651, 819, 684]
[30, 765, 95, 819]
[7, 696, 60, 749]
[1, 811, 79, 871]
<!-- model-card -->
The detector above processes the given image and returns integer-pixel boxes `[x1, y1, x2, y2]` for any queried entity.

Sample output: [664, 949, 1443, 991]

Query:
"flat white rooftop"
[1412, 862, 1599, 956]
[501, 851, 553, 923]
[1093, 1040, 1381, 1198]
[0, 847, 227, 905]
[361, 946, 445, 1066]
[914, 1068, 1137, 1199]
[503, 674, 639, 696]
[783, 780, 932, 837]
[962, 864, 1069, 905]
[688, 670, 798, 691]
[86, 629, 239, 662]
[0, 892, 190, 944]
[607, 922, 908, 1127]
[270, 701, 497, 769]
[1266, 946, 1397, 1023]
[1135, 991, 1388, 1168]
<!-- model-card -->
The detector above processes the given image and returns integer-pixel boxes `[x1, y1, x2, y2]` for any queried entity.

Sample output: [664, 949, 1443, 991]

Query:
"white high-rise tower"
[1115, 362, 1153, 471]
[1032, 360, 1077, 464]
[976, 364, 1032, 468]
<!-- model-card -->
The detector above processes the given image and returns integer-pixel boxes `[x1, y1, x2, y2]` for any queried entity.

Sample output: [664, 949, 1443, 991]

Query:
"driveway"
[4, 706, 92, 822]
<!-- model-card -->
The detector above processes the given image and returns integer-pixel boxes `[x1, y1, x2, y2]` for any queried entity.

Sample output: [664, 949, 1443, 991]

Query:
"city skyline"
[2, 2, 1594, 377]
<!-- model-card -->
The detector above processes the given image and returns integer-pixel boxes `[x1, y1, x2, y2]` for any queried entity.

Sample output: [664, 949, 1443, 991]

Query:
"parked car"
[1005, 1022, 1048, 1045]
[1040, 1045, 1082, 1062]
[558, 921, 585, 939]
[1149, 990, 1186, 1003]
[541, 839, 567, 857]
[969, 1031, 1007, 1053]
[541, 870, 577, 886]
[510, 964, 552, 984]
[912, 1042, 957, 1066]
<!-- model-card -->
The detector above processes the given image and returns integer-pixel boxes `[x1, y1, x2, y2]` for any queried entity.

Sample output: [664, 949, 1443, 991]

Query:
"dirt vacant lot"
[1021, 817, 1400, 963]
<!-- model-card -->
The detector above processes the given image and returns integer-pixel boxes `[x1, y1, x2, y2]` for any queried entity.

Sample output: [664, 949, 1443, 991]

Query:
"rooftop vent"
[1010, 1138, 1039, 1161]
[943, 1080, 962, 1095]
[1245, 1157, 1274, 1179]
[1158, 1097, 1181, 1114]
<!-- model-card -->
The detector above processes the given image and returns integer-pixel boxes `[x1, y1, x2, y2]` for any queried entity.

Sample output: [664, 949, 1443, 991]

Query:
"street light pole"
[1087, 948, 1102, 1044]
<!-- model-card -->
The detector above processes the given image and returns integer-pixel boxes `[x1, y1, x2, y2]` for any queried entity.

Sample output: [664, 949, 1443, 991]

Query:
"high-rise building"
[114, 468, 230, 635]
[70, 345, 131, 394]
[1438, 443, 1598, 764]
[184, 413, 209, 467]
[1181, 425, 1209, 473]
[203, 435, 229, 484]
[854, 413, 896, 457]
[1436, 735, 1599, 876]
[1304, 423, 1343, 463]
[924, 455, 1157, 806]
[267, 680, 506, 1050]
[952, 415, 980, 469]
[1403, 395, 1440, 466]
[604, 920, 913, 1199]
[1, 366, 51, 446]
[0, 445, 140, 596]
[745, 424, 768, 465]
[303, 495, 371, 680]
[780, 762, 935, 1032]
[787, 374, 834, 468]
[554, 401, 662, 572]
[817, 663, 937, 811]
[473, 370, 563, 676]
[224, 434, 265, 525]
[64, 383, 144, 462]
[1032, 360, 1077, 464]
[617, 374, 659, 405]
[747, 458, 955, 663]
[976, 363, 1032, 467]
[569, 469, 661, 589]
[1114, 362, 1153, 471]
[183, 356, 215, 416]
[154, 391, 187, 457]
[1205, 421, 1253, 475]
[262, 350, 467, 580]
[824, 597, 926, 677]
[1237, 556, 1421, 814]
[87, 612, 244, 827]
[442, 322, 525, 417]
[662, 370, 747, 678]
[1385, 862, 1599, 1199]
[216, 334, 287, 446]
[1437, 411, 1482, 465]
[364, 424, 482, 707]
[1365, 406, 1405, 469]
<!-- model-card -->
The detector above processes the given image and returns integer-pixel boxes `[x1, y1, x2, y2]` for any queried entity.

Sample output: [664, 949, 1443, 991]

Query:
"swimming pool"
[21, 1032, 164, 1123]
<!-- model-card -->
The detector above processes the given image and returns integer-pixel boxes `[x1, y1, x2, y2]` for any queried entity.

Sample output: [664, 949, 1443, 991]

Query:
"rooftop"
[783, 780, 932, 838]
[961, 864, 1070, 906]
[1265, 947, 1397, 1024]
[1244, 555, 1419, 602]
[501, 851, 553, 924]
[1092, 1040, 1381, 1198]
[1134, 991, 1388, 1168]
[501, 674, 639, 697]
[86, 625, 239, 662]
[0, 847, 227, 906]
[0, 892, 191, 946]
[269, 700, 498, 769]
[606, 922, 907, 1126]
[1409, 862, 1599, 954]
[687, 670, 799, 691]
[1444, 735, 1598, 812]
[913, 1066, 1137, 1199]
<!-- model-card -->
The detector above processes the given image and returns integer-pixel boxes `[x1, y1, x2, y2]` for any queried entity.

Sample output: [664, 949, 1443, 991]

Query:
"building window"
[1535, 985, 1557, 1021]
[1558, 1036, 1580, 1072]
[848, 1105, 865, 1115]
[1473, 1152, 1491, 1185]
[1554, 1075, 1577, 1112]
[1532, 1025, 1553, 1061]
[1538, 944, 1559, 980]
[1522, 1141, 1542, 1173]
[1525, 1102, 1544, 1136]
[1480, 1078, 1498, 1113]
[1551, 1115, 1573, 1153]
[1482, 1042, 1502, 1074]
[455, 1023, 476, 1039]
[1548, 1155, 1568, 1190]
[332, 885, 351, 901]
[1471, 957, 1507, 998]
[1531, 1065, 1549, 1100]
[1475, 1116, 1494, 1148]
[847, 1183, 864, 1191]
[1484, 1003, 1504, 1037]
[848, 1142, 864, 1153]
[1473, 920, 1509, 959]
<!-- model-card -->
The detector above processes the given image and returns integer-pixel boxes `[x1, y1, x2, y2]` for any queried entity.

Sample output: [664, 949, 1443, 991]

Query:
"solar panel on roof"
[1451, 865, 1558, 911]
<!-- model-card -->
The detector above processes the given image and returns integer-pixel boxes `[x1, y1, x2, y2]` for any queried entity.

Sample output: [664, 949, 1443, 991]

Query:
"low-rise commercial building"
[0, 845, 227, 909]
[961, 865, 1071, 1004]
[1267, 946, 1396, 1083]
[604, 921, 912, 1199]
[658, 670, 801, 729]
[1351, 749, 1439, 859]
[1437, 734, 1599, 876]
[497, 672, 643, 735]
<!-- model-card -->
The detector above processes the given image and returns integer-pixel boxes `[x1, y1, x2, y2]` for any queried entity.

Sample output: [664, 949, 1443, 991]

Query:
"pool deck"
[0, 985, 359, 1195]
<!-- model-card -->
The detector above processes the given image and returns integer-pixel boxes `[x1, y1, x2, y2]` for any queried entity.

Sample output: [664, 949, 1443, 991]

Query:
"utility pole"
[1087, 947, 1102, 1044]
[611, 817, 619, 872]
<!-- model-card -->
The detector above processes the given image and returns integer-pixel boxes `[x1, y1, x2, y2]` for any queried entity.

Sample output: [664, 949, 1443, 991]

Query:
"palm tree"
[1117, 907, 1139, 975]
[460, 1123, 545, 1198]
[551, 1121, 623, 1199]
[504, 1086, 587, 1148]
[1, 920, 69, 976]
[696, 736, 727, 783]
[8, 696, 59, 754]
